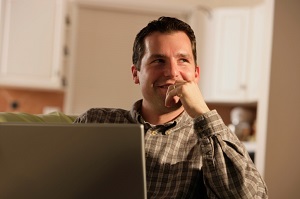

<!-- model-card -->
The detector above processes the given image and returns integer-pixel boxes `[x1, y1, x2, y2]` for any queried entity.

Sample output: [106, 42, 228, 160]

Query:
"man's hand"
[165, 80, 210, 118]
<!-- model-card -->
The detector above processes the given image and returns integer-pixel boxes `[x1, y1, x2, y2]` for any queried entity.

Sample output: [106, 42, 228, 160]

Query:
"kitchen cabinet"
[0, 0, 66, 90]
[196, 5, 270, 166]
[197, 7, 264, 103]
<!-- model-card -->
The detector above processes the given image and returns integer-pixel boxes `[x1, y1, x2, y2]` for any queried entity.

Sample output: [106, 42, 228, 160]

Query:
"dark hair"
[132, 16, 197, 70]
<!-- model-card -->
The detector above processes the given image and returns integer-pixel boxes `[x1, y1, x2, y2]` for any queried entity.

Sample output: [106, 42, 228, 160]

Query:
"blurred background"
[0, 0, 299, 198]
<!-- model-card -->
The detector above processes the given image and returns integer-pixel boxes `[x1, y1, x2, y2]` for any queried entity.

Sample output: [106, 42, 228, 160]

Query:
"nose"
[164, 60, 178, 78]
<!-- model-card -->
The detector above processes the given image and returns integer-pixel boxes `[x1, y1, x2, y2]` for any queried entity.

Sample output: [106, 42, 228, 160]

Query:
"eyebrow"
[149, 53, 192, 59]
[176, 53, 192, 59]
[149, 54, 166, 59]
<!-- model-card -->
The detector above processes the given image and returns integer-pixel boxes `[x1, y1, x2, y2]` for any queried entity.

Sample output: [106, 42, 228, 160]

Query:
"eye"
[152, 59, 165, 64]
[179, 58, 189, 63]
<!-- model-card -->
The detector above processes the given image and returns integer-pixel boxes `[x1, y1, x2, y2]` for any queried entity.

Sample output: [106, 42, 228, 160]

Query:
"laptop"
[0, 123, 147, 199]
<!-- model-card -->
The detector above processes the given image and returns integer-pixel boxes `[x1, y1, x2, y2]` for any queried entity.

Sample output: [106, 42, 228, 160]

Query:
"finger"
[173, 81, 185, 98]
[166, 84, 176, 94]
[166, 84, 182, 98]
[174, 79, 187, 84]
[165, 85, 181, 107]
[173, 80, 186, 89]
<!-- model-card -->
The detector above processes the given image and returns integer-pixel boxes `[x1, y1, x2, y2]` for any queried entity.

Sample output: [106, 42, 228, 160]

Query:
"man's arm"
[195, 110, 268, 198]
[166, 80, 268, 198]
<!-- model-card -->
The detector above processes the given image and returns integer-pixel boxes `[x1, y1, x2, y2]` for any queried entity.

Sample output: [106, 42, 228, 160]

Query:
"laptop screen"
[0, 123, 147, 199]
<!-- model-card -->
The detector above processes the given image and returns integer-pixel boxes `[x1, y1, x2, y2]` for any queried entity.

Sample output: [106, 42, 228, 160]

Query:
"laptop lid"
[0, 123, 146, 199]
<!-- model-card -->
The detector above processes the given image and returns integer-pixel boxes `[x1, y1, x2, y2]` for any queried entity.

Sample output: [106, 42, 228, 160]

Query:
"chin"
[171, 102, 183, 110]
[164, 101, 183, 111]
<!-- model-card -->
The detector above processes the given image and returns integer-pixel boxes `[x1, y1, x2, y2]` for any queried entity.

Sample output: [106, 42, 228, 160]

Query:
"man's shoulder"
[86, 107, 129, 114]
[75, 107, 133, 123]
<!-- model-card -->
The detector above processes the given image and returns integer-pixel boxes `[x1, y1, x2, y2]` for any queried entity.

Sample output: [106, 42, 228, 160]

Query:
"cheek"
[137, 71, 150, 88]
[180, 69, 198, 81]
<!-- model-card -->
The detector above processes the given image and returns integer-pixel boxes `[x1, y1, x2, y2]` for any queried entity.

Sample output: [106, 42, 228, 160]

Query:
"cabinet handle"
[62, 77, 67, 87]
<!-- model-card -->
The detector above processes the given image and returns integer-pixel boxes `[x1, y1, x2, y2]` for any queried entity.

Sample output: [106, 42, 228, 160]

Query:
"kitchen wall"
[263, 0, 300, 198]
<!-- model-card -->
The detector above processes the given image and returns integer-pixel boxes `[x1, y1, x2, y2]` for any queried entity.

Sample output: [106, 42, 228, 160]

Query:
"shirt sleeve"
[73, 112, 88, 123]
[194, 110, 268, 199]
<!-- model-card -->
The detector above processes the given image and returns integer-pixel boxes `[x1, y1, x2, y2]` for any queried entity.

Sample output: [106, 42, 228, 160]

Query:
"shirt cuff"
[194, 109, 227, 139]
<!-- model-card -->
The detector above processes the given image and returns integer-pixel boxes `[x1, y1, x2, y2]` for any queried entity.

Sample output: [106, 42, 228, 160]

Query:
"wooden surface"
[0, 87, 64, 114]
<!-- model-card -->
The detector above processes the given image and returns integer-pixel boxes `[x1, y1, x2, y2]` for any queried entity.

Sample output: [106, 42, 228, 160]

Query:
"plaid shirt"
[74, 100, 268, 198]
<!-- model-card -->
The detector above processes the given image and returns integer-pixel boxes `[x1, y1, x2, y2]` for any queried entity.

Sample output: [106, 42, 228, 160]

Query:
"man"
[75, 16, 268, 198]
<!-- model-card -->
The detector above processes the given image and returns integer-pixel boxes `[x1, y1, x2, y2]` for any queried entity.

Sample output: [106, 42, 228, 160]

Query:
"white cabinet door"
[198, 7, 261, 103]
[0, 0, 66, 90]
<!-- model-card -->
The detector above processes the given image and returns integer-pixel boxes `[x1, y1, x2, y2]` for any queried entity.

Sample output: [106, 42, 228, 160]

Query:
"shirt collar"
[130, 99, 192, 129]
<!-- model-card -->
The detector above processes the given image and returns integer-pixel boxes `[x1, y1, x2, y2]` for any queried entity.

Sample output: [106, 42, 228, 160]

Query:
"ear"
[131, 65, 139, 84]
[194, 65, 200, 82]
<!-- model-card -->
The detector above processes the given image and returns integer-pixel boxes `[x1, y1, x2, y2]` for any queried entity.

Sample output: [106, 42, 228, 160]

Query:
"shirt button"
[151, 131, 158, 135]
[165, 131, 171, 135]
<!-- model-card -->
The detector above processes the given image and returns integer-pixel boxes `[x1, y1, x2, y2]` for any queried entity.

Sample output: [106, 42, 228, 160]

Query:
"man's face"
[132, 31, 200, 112]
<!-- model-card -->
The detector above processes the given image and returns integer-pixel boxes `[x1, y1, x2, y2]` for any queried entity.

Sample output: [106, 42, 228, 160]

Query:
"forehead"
[145, 31, 190, 43]
[143, 31, 192, 53]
